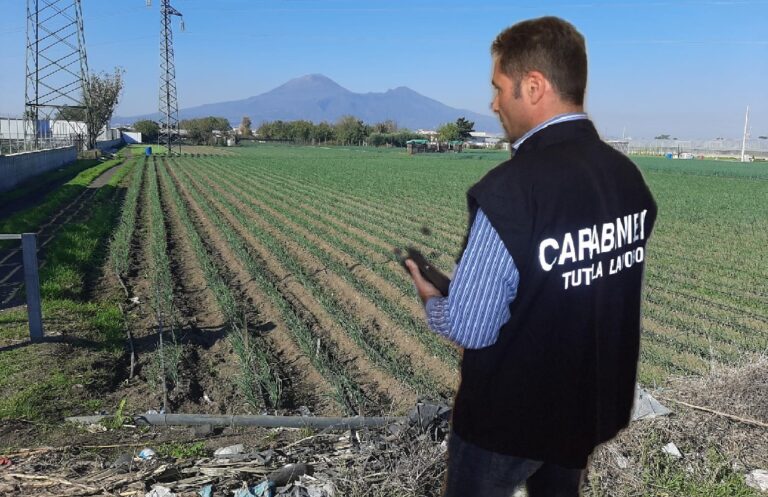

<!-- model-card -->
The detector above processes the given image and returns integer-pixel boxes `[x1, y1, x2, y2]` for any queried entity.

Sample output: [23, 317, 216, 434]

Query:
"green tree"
[239, 116, 252, 137]
[290, 120, 314, 144]
[437, 122, 461, 142]
[654, 134, 671, 140]
[335, 115, 368, 145]
[179, 116, 231, 145]
[55, 106, 86, 121]
[83, 68, 125, 149]
[372, 120, 398, 134]
[312, 121, 335, 144]
[455, 117, 475, 139]
[133, 120, 160, 143]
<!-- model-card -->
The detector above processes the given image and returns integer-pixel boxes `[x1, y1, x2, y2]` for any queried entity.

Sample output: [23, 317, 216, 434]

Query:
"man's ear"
[524, 71, 548, 106]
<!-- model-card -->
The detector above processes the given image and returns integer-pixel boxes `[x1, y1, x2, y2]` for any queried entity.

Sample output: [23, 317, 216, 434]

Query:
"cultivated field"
[101, 145, 768, 417]
[0, 145, 766, 496]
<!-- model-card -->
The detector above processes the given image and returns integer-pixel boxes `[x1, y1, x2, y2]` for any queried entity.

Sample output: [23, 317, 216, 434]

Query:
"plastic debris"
[145, 486, 175, 497]
[139, 448, 157, 460]
[0, 456, 12, 466]
[234, 480, 275, 497]
[281, 481, 335, 497]
[662, 442, 682, 459]
[408, 402, 451, 430]
[129, 296, 141, 305]
[632, 385, 671, 420]
[746, 469, 768, 492]
[214, 443, 245, 457]
[112, 453, 133, 471]
[198, 484, 213, 497]
[86, 423, 107, 433]
[268, 463, 313, 487]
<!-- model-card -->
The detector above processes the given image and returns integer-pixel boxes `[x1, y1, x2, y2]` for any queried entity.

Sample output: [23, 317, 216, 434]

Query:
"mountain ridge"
[115, 74, 501, 133]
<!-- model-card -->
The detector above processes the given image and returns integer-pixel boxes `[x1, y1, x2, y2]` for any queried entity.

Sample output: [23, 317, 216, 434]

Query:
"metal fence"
[625, 138, 768, 159]
[0, 116, 84, 155]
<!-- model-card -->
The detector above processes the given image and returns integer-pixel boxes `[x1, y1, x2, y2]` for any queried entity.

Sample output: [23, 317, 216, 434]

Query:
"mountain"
[115, 74, 501, 133]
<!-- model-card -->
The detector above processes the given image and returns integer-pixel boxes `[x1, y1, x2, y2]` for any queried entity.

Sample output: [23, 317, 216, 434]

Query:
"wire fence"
[0, 116, 84, 155]
[618, 138, 768, 160]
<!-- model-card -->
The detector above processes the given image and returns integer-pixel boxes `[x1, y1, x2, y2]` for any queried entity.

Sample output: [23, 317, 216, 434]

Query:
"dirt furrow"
[177, 163, 421, 411]
[155, 162, 240, 414]
[125, 158, 155, 340]
[165, 161, 339, 415]
[218, 166, 444, 324]
[183, 162, 459, 393]
[110, 159, 164, 411]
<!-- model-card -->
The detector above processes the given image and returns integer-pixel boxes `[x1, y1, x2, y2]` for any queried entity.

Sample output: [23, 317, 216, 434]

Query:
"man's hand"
[405, 259, 443, 305]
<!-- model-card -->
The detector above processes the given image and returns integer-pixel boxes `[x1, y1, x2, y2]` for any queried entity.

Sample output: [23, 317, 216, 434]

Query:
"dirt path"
[165, 162, 340, 415]
[88, 162, 126, 189]
[0, 157, 133, 310]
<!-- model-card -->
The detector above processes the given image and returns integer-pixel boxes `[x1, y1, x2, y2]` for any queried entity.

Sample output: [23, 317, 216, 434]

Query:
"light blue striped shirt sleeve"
[425, 208, 519, 349]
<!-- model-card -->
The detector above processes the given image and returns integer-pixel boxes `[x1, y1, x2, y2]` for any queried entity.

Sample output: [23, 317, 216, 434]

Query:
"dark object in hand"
[395, 247, 450, 296]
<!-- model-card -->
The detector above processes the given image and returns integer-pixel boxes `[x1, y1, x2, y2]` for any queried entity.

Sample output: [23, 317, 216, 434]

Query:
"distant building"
[606, 140, 629, 155]
[406, 139, 429, 154]
[416, 129, 438, 141]
[467, 131, 502, 148]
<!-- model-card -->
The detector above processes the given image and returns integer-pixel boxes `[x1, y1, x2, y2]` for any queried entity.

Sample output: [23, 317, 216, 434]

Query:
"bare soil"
[165, 161, 338, 415]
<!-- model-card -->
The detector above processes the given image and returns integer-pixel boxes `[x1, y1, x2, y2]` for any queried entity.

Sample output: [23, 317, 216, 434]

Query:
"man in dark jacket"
[406, 16, 657, 496]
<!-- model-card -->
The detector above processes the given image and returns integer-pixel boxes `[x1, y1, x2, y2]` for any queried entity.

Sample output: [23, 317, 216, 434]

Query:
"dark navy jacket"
[452, 119, 657, 469]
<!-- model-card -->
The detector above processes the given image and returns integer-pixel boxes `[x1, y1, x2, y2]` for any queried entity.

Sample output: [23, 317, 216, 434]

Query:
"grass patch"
[156, 440, 209, 459]
[0, 159, 99, 211]
[0, 156, 124, 238]
[0, 161, 133, 422]
[0, 300, 125, 420]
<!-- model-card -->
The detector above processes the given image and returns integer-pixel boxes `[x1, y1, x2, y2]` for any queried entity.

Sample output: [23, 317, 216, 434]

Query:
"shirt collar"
[511, 112, 589, 150]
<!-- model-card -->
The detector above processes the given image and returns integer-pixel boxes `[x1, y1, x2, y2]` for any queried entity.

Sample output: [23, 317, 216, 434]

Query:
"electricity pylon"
[149, 0, 184, 155]
[25, 0, 90, 149]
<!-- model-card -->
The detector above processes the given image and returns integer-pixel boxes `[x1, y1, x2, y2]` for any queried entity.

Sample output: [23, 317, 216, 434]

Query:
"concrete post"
[21, 233, 44, 341]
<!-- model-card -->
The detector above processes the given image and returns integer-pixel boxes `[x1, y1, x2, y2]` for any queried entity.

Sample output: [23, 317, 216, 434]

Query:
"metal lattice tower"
[158, 0, 183, 154]
[24, 0, 90, 147]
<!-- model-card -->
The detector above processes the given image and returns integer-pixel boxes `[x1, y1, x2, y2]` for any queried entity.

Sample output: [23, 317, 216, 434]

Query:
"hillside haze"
[116, 74, 501, 133]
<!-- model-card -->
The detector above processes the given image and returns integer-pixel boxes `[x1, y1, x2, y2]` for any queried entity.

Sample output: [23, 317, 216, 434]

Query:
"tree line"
[132, 115, 477, 147]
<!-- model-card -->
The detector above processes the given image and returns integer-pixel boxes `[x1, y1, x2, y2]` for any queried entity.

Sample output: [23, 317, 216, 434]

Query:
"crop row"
[167, 159, 373, 414]
[180, 158, 453, 400]
[109, 158, 146, 280]
[189, 157, 460, 369]
[156, 159, 282, 410]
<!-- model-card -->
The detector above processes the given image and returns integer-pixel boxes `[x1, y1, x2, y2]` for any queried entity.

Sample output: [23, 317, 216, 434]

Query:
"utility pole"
[148, 0, 184, 155]
[25, 0, 90, 150]
[740, 106, 750, 163]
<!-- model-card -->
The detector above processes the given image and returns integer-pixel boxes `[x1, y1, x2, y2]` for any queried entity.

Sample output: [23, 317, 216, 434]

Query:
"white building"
[467, 131, 503, 148]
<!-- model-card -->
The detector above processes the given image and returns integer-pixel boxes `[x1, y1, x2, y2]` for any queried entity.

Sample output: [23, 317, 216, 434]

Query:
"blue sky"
[1, 0, 766, 138]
